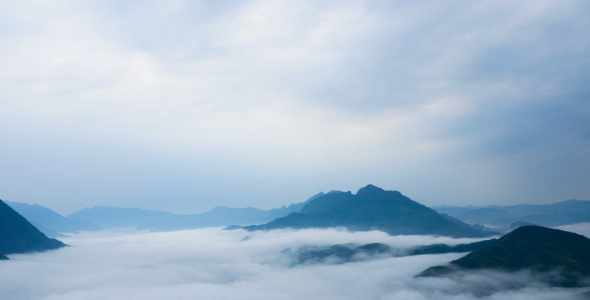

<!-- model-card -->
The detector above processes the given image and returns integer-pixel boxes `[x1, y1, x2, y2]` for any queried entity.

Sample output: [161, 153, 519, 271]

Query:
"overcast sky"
[1, 0, 589, 215]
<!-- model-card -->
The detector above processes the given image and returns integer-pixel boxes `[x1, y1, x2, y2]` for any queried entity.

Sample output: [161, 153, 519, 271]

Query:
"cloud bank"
[0, 227, 587, 299]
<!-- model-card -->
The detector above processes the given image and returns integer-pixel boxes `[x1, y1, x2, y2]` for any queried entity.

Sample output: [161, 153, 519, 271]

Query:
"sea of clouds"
[1, 224, 590, 300]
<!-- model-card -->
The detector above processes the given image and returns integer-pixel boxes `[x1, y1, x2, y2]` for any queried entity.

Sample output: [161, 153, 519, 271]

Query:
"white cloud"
[555, 223, 590, 239]
[0, 228, 585, 300]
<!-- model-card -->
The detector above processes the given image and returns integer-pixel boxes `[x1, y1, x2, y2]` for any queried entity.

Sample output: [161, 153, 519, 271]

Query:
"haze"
[1, 0, 589, 214]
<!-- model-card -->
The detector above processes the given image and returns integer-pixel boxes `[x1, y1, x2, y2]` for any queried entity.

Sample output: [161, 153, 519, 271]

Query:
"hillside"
[452, 226, 590, 274]
[243, 185, 497, 238]
[6, 201, 99, 237]
[290, 239, 496, 265]
[419, 226, 590, 287]
[0, 200, 66, 255]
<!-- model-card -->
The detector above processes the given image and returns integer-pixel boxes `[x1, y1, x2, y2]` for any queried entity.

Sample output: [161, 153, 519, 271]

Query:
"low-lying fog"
[2, 224, 590, 300]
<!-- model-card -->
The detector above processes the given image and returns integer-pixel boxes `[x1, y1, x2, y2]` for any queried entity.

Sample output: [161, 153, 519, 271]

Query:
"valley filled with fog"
[2, 225, 590, 300]
[1, 1, 589, 299]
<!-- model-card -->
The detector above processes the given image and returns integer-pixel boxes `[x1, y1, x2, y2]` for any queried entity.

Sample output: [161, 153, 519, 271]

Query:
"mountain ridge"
[6, 201, 99, 237]
[242, 185, 498, 238]
[433, 200, 590, 228]
[419, 226, 590, 287]
[67, 194, 318, 232]
[0, 200, 66, 256]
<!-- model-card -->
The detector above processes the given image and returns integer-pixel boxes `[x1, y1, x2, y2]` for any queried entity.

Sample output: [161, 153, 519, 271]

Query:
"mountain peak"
[419, 225, 590, 287]
[244, 186, 496, 238]
[0, 200, 66, 255]
[356, 184, 385, 194]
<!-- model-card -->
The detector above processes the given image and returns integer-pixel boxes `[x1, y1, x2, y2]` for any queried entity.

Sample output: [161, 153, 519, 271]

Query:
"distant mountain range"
[5, 193, 321, 236]
[5, 201, 99, 237]
[0, 200, 65, 257]
[433, 199, 590, 229]
[419, 226, 590, 287]
[7, 187, 590, 238]
[66, 194, 317, 232]
[242, 185, 498, 238]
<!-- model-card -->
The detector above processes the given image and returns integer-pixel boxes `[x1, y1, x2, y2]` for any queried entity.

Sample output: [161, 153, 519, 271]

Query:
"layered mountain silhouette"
[67, 194, 318, 232]
[434, 199, 590, 228]
[419, 226, 590, 287]
[242, 185, 498, 238]
[5, 193, 319, 235]
[6, 201, 99, 237]
[0, 200, 66, 256]
[15, 187, 586, 238]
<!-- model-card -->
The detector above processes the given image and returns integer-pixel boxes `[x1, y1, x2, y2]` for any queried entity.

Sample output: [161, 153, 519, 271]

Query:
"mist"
[555, 223, 590, 238]
[1, 227, 588, 300]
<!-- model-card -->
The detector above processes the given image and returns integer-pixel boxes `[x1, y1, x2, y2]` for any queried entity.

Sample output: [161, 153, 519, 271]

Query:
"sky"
[2, 226, 590, 299]
[1, 0, 589, 215]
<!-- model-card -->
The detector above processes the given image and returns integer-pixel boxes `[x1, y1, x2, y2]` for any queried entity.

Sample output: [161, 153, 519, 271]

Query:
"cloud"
[0, 228, 586, 300]
[555, 223, 590, 238]
[0, 0, 589, 213]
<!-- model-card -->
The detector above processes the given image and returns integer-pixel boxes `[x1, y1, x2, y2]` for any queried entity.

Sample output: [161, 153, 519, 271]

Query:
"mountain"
[433, 199, 590, 228]
[68, 206, 183, 230]
[490, 199, 590, 216]
[289, 239, 496, 265]
[510, 212, 590, 227]
[288, 243, 393, 265]
[68, 206, 262, 232]
[0, 200, 66, 255]
[243, 185, 498, 238]
[433, 205, 478, 217]
[5, 201, 99, 237]
[183, 194, 319, 230]
[419, 226, 590, 287]
[454, 208, 518, 225]
[408, 239, 497, 256]
[68, 194, 318, 231]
